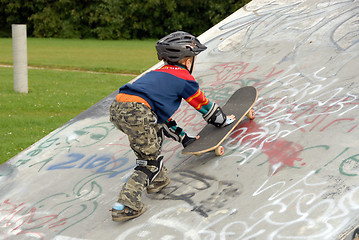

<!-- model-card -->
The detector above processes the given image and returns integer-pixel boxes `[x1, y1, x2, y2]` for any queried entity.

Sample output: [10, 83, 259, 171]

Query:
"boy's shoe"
[110, 203, 146, 221]
[147, 177, 170, 193]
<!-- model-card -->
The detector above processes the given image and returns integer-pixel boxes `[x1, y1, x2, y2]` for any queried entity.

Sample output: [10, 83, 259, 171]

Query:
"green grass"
[0, 67, 134, 164]
[0, 38, 158, 74]
[0, 38, 158, 164]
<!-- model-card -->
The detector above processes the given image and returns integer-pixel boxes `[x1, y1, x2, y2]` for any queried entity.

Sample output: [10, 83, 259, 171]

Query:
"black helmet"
[156, 31, 207, 62]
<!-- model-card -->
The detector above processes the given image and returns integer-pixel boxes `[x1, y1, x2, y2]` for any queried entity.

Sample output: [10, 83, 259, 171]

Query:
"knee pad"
[134, 156, 164, 186]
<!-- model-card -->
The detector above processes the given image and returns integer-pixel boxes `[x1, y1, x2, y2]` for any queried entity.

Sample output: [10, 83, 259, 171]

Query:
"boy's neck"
[165, 63, 188, 70]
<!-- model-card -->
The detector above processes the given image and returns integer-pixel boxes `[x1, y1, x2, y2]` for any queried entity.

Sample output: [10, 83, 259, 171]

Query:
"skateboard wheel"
[247, 109, 255, 120]
[215, 146, 225, 156]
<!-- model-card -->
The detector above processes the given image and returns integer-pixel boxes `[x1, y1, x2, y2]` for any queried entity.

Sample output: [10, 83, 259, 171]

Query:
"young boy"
[109, 31, 235, 221]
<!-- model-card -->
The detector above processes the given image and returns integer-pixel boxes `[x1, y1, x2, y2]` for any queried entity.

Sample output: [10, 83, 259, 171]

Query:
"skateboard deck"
[182, 86, 257, 156]
[339, 226, 359, 240]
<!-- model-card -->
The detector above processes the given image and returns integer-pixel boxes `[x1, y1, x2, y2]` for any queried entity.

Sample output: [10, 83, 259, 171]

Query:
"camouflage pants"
[109, 100, 168, 211]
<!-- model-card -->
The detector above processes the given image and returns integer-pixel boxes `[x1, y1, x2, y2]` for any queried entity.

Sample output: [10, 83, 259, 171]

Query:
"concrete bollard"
[12, 24, 28, 93]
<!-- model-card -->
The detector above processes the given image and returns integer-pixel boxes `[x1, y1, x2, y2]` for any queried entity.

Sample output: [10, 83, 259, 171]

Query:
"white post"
[12, 24, 28, 93]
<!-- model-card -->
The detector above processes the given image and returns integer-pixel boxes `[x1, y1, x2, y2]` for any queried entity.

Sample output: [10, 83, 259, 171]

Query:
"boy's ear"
[185, 58, 192, 68]
[186, 57, 194, 65]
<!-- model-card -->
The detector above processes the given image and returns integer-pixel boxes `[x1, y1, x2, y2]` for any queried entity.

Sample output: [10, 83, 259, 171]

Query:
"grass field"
[0, 38, 159, 164]
[0, 38, 158, 74]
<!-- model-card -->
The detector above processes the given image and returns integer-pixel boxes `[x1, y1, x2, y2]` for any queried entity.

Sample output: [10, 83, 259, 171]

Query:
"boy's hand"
[182, 135, 200, 148]
[223, 114, 236, 126]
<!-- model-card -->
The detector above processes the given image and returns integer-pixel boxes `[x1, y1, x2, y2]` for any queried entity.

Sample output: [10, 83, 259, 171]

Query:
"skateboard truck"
[213, 108, 255, 156]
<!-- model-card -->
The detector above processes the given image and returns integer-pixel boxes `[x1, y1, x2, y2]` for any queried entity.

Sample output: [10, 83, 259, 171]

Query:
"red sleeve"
[185, 88, 210, 110]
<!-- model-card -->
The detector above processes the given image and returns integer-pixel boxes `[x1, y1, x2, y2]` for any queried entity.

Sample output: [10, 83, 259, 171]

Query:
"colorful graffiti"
[1, 0, 359, 239]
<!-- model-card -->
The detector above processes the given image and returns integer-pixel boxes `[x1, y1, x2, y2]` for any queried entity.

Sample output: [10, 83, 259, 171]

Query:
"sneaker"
[147, 177, 170, 193]
[110, 202, 146, 221]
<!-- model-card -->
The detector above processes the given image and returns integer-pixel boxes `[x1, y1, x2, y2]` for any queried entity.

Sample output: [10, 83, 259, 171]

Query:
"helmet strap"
[189, 56, 195, 74]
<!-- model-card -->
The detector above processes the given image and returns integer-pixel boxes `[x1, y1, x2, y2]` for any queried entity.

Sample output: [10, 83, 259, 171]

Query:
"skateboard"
[182, 86, 257, 156]
[339, 226, 359, 240]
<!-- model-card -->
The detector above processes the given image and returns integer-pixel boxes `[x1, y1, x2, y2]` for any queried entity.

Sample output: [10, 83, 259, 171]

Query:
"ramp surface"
[1, 0, 359, 239]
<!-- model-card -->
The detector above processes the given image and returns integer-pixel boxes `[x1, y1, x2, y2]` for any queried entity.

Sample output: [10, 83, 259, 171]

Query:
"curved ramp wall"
[1, 0, 359, 239]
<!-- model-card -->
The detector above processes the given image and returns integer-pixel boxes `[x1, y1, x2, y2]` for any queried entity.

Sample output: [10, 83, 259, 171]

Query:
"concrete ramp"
[1, 0, 359, 239]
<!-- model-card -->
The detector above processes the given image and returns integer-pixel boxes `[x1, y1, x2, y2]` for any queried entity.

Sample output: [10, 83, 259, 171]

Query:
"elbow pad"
[203, 103, 227, 127]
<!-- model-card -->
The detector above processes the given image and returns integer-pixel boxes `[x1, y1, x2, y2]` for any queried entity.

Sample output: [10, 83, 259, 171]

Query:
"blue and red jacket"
[118, 65, 213, 124]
